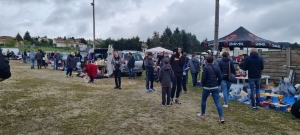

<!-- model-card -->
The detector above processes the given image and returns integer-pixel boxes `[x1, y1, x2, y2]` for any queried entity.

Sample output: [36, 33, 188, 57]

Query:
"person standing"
[159, 59, 175, 106]
[183, 53, 190, 84]
[29, 50, 36, 69]
[238, 54, 247, 70]
[76, 52, 82, 62]
[197, 56, 224, 123]
[170, 47, 186, 104]
[160, 52, 170, 67]
[242, 48, 264, 109]
[182, 60, 188, 94]
[23, 49, 27, 63]
[218, 52, 236, 108]
[53, 51, 60, 70]
[66, 52, 76, 77]
[127, 52, 135, 79]
[85, 61, 98, 83]
[145, 52, 156, 92]
[112, 51, 123, 89]
[35, 50, 43, 69]
[0, 48, 11, 82]
[187, 54, 201, 88]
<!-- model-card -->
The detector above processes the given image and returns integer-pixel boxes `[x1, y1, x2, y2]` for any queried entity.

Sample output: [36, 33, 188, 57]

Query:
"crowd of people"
[1, 46, 264, 123]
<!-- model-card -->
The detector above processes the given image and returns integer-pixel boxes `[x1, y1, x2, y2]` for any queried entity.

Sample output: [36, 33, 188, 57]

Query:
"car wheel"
[136, 72, 142, 76]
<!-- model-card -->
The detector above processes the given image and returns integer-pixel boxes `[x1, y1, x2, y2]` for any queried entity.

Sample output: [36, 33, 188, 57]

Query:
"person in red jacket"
[85, 61, 98, 83]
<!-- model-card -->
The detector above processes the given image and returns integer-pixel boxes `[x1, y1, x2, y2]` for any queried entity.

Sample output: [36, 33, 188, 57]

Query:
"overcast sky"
[0, 0, 299, 43]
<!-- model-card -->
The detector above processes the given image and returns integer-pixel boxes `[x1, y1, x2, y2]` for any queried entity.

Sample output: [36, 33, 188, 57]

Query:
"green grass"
[1, 61, 300, 135]
[18, 47, 75, 52]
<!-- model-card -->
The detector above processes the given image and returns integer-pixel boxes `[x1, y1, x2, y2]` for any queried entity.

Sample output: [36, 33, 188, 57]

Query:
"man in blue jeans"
[145, 52, 156, 92]
[198, 56, 224, 123]
[29, 50, 36, 69]
[53, 51, 60, 70]
[243, 48, 264, 109]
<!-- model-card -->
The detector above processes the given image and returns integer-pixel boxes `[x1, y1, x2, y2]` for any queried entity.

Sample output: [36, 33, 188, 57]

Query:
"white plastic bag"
[83, 76, 89, 83]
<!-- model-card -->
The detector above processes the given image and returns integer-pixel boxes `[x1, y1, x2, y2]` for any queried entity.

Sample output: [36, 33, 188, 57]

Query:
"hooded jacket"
[242, 52, 264, 79]
[159, 64, 175, 87]
[145, 57, 155, 72]
[218, 57, 236, 81]
[29, 50, 36, 59]
[0, 48, 11, 80]
[187, 58, 201, 74]
[170, 49, 186, 73]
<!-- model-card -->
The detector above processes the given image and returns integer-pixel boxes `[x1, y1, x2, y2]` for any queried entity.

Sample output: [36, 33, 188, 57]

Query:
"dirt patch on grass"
[0, 61, 300, 135]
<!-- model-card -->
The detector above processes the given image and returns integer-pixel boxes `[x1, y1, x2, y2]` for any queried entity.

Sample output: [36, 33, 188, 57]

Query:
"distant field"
[18, 47, 76, 53]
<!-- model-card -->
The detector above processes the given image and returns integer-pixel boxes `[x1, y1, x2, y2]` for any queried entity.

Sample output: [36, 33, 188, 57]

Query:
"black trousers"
[37, 59, 42, 69]
[182, 75, 187, 92]
[90, 76, 95, 83]
[171, 73, 183, 99]
[162, 87, 171, 105]
[114, 70, 121, 87]
[66, 68, 73, 76]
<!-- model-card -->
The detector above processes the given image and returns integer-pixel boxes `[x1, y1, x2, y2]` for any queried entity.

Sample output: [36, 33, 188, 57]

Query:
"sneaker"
[197, 113, 205, 118]
[223, 105, 228, 108]
[119, 87, 122, 90]
[160, 104, 165, 107]
[66, 75, 68, 77]
[146, 88, 151, 92]
[114, 86, 119, 89]
[256, 106, 260, 109]
[170, 98, 173, 105]
[175, 99, 181, 104]
[219, 117, 225, 123]
[166, 104, 170, 107]
[150, 88, 156, 91]
[250, 106, 257, 109]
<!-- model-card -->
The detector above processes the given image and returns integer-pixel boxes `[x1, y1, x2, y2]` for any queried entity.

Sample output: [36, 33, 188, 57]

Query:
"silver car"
[118, 50, 143, 76]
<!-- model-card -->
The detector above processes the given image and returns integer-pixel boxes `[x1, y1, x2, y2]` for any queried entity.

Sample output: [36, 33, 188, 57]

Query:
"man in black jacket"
[0, 48, 11, 82]
[127, 52, 135, 79]
[170, 47, 186, 104]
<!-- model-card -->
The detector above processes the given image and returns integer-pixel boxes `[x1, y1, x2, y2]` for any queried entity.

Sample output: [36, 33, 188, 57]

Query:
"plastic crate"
[269, 103, 291, 112]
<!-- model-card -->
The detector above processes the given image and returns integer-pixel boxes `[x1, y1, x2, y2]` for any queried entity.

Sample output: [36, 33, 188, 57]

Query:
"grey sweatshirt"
[159, 64, 175, 87]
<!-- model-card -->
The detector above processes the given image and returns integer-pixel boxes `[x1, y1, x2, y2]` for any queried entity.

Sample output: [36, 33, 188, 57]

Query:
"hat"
[148, 52, 153, 56]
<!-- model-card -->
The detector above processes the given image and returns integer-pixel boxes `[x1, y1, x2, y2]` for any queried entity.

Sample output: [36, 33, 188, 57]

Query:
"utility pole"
[91, 0, 95, 50]
[213, 0, 219, 59]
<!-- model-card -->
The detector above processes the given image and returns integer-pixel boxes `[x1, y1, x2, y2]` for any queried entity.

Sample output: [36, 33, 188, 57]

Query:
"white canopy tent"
[145, 47, 173, 53]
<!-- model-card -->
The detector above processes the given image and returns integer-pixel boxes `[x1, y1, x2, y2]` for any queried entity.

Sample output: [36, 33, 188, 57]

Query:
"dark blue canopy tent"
[201, 26, 282, 52]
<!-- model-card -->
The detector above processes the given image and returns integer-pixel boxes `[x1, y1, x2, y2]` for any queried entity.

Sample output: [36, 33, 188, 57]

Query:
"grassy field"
[18, 47, 75, 53]
[0, 61, 299, 134]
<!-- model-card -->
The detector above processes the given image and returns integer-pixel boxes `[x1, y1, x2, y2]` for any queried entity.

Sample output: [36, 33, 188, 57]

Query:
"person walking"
[145, 52, 156, 92]
[23, 49, 27, 63]
[187, 54, 201, 88]
[0, 48, 11, 82]
[242, 48, 264, 109]
[85, 61, 98, 83]
[170, 47, 186, 104]
[218, 52, 236, 108]
[29, 50, 36, 69]
[197, 56, 224, 123]
[66, 52, 76, 77]
[53, 51, 60, 70]
[159, 59, 175, 106]
[127, 52, 135, 79]
[35, 50, 43, 69]
[112, 51, 123, 89]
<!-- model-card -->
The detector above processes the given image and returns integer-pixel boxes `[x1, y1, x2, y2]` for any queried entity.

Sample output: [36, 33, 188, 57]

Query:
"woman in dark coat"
[66, 52, 76, 77]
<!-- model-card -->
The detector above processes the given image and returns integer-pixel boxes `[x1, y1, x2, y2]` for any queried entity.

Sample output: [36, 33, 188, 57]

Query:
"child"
[197, 56, 225, 123]
[158, 59, 175, 106]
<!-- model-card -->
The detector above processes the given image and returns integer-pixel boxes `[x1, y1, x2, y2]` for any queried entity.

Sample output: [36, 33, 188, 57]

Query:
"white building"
[53, 38, 87, 48]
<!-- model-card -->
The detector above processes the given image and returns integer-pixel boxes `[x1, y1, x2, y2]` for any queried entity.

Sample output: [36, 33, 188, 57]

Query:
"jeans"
[129, 68, 134, 78]
[249, 78, 261, 107]
[90, 76, 95, 83]
[221, 80, 232, 105]
[54, 60, 59, 70]
[66, 68, 73, 76]
[201, 88, 223, 117]
[191, 72, 198, 87]
[186, 71, 189, 83]
[171, 73, 183, 99]
[30, 59, 35, 68]
[23, 56, 27, 63]
[146, 71, 154, 89]
[162, 87, 171, 105]
[37, 59, 42, 69]
[182, 75, 187, 92]
[114, 70, 121, 87]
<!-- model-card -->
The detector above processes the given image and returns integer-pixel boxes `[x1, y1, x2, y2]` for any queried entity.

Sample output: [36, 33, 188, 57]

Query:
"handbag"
[228, 61, 236, 82]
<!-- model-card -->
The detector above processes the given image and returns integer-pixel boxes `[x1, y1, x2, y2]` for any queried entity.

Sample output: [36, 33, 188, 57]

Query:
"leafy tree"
[16, 33, 23, 41]
[5, 39, 17, 47]
[23, 31, 32, 42]
[170, 27, 182, 49]
[23, 40, 30, 45]
[151, 31, 160, 47]
[48, 39, 53, 45]
[80, 38, 88, 44]
[63, 36, 66, 40]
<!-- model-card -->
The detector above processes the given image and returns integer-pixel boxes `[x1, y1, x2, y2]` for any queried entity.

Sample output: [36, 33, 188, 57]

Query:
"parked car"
[61, 52, 70, 61]
[118, 50, 143, 76]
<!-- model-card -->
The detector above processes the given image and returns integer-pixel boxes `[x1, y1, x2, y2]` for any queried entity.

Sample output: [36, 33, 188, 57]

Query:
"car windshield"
[124, 53, 142, 61]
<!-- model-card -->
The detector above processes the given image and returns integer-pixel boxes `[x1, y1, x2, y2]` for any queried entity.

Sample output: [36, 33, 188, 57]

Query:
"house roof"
[54, 38, 87, 45]
[0, 36, 15, 39]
